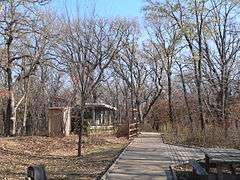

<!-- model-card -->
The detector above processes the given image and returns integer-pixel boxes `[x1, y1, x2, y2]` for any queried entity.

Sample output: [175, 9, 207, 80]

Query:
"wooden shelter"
[48, 103, 117, 137]
[85, 103, 117, 126]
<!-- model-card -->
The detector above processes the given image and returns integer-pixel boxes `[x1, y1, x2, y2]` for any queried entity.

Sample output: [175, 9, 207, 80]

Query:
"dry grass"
[0, 133, 129, 180]
[162, 122, 240, 149]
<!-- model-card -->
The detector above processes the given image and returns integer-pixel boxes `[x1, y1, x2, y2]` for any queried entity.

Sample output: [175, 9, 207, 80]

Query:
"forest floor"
[0, 133, 129, 180]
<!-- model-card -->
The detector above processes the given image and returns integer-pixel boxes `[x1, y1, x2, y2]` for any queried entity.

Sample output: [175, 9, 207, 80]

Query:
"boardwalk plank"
[101, 132, 206, 180]
[101, 132, 174, 180]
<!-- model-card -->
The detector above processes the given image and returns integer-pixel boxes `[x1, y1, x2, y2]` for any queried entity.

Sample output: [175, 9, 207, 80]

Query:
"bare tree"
[145, 17, 181, 127]
[57, 17, 131, 156]
[176, 61, 193, 131]
[0, 0, 50, 136]
[144, 0, 210, 130]
[113, 31, 163, 124]
[203, 0, 240, 135]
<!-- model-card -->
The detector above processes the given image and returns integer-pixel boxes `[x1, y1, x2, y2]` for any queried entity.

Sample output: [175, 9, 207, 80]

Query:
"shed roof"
[85, 103, 117, 111]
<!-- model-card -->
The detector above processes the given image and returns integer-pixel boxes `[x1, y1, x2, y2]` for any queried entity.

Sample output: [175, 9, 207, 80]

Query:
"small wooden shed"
[48, 107, 71, 137]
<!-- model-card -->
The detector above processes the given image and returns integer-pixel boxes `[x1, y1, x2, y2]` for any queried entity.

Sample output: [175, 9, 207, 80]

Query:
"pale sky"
[49, 0, 145, 19]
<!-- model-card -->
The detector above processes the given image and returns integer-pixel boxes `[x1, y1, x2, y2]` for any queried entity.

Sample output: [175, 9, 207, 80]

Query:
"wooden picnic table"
[203, 148, 240, 180]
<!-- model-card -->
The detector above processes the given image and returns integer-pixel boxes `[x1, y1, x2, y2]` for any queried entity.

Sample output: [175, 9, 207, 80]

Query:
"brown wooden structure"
[48, 107, 71, 137]
[116, 108, 140, 139]
[48, 103, 117, 137]
[186, 148, 240, 180]
[204, 148, 240, 180]
[128, 122, 140, 139]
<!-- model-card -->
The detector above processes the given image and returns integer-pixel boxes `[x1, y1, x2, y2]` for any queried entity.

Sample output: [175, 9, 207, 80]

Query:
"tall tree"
[144, 0, 209, 130]
[203, 0, 240, 135]
[57, 17, 131, 156]
[145, 18, 181, 127]
[0, 0, 49, 136]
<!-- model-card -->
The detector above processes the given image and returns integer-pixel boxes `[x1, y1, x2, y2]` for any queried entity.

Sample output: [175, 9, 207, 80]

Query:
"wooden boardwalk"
[102, 132, 174, 180]
[101, 132, 207, 180]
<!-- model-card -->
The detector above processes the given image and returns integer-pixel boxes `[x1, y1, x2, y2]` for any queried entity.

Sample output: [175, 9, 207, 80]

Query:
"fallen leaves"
[0, 133, 129, 179]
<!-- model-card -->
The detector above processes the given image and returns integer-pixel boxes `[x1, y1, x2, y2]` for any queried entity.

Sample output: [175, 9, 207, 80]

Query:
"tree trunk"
[196, 11, 205, 131]
[220, 65, 229, 137]
[78, 109, 85, 156]
[11, 92, 17, 135]
[196, 73, 204, 130]
[23, 78, 30, 135]
[124, 88, 128, 123]
[5, 97, 12, 136]
[23, 102, 28, 134]
[178, 64, 193, 132]
[136, 101, 143, 123]
[5, 67, 13, 136]
[167, 72, 174, 129]
[78, 95, 85, 157]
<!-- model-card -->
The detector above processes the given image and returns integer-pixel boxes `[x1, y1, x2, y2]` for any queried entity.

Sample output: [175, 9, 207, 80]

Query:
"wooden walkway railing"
[128, 122, 140, 139]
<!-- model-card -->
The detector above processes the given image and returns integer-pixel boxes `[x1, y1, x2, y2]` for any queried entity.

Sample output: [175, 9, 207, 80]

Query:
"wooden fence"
[128, 122, 140, 139]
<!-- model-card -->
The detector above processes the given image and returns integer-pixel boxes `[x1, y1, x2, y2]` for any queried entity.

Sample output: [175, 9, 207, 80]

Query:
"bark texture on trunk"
[78, 95, 86, 157]
[167, 72, 174, 128]
[179, 64, 193, 132]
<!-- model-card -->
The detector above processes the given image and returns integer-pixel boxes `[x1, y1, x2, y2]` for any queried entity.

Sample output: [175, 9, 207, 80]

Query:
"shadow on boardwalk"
[102, 132, 175, 180]
[102, 132, 206, 180]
